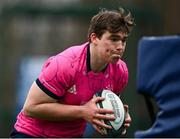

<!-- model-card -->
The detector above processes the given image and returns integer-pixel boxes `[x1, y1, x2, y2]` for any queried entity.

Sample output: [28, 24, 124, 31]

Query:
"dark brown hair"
[88, 7, 135, 42]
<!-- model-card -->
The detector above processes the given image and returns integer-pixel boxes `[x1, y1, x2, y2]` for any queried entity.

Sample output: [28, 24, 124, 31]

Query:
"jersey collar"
[86, 43, 91, 72]
[86, 43, 108, 73]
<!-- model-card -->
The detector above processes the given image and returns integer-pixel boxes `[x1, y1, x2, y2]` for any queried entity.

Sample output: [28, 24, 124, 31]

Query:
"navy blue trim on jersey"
[10, 128, 36, 138]
[36, 78, 60, 100]
[86, 44, 91, 72]
[86, 44, 108, 73]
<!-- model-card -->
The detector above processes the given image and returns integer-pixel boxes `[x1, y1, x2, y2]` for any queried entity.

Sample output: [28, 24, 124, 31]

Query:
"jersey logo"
[68, 84, 77, 94]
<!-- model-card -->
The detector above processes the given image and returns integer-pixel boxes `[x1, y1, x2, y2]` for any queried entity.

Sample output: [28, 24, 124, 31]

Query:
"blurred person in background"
[10, 7, 135, 138]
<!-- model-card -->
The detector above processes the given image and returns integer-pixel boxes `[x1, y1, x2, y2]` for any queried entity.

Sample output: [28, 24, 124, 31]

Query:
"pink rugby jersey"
[14, 42, 128, 137]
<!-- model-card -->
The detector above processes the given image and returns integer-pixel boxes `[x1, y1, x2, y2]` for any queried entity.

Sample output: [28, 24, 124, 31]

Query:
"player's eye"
[121, 38, 127, 43]
[111, 37, 119, 42]
[109, 35, 128, 43]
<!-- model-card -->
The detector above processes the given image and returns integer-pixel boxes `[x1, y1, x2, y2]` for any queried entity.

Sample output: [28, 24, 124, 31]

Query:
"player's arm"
[23, 81, 85, 121]
[23, 81, 115, 130]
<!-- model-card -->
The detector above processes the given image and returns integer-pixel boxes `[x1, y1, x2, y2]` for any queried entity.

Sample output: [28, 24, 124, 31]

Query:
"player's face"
[96, 31, 127, 63]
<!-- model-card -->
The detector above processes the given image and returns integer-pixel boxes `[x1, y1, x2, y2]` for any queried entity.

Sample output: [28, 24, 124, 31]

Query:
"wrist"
[79, 105, 86, 120]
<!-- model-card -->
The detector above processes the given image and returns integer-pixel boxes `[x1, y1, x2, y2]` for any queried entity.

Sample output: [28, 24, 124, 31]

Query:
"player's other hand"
[121, 104, 131, 135]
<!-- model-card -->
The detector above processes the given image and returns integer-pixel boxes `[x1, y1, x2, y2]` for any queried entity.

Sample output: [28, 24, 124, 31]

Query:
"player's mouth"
[112, 53, 122, 58]
[111, 54, 121, 62]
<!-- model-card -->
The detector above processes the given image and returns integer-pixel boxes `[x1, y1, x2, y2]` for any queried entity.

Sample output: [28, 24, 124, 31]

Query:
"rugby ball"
[94, 89, 125, 136]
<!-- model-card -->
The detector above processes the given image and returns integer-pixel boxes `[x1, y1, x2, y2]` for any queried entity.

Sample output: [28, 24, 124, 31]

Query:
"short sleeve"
[36, 56, 74, 99]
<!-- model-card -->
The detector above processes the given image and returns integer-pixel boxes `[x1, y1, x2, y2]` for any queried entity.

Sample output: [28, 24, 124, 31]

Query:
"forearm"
[23, 102, 85, 121]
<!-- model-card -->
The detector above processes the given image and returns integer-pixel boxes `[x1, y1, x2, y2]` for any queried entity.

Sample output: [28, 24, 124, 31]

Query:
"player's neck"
[90, 43, 108, 73]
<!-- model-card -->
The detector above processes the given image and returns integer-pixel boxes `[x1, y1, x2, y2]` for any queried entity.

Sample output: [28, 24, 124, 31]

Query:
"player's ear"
[90, 33, 98, 44]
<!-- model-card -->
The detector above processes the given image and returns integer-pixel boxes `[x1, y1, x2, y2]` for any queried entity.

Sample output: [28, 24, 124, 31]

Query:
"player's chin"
[110, 56, 121, 63]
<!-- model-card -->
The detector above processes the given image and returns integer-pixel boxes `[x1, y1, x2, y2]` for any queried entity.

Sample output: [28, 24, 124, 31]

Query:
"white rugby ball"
[94, 89, 125, 136]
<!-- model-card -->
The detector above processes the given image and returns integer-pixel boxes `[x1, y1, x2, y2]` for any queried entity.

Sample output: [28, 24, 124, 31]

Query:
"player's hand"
[82, 96, 115, 135]
[121, 104, 131, 135]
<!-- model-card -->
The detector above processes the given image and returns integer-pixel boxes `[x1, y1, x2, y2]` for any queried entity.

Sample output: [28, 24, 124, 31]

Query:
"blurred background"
[0, 0, 180, 137]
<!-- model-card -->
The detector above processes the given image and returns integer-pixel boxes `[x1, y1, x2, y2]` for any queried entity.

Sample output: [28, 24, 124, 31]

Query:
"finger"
[123, 105, 132, 122]
[125, 112, 131, 123]
[98, 108, 114, 114]
[92, 124, 106, 135]
[94, 113, 115, 120]
[92, 119, 112, 129]
[123, 123, 130, 128]
[124, 104, 129, 113]
[121, 128, 126, 135]
[97, 125, 107, 135]
[94, 96, 105, 103]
